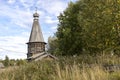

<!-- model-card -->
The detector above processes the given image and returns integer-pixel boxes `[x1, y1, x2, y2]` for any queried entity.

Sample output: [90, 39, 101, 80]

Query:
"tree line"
[48, 0, 120, 56]
[0, 56, 27, 67]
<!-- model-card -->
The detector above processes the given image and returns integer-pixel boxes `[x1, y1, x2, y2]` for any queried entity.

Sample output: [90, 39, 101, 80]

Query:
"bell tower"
[27, 10, 46, 60]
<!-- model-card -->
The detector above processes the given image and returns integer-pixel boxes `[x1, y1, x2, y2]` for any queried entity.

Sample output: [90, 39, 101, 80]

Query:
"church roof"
[29, 12, 44, 43]
[27, 52, 57, 61]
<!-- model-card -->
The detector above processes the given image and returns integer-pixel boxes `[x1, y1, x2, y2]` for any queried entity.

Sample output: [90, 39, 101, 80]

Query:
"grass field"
[0, 54, 120, 80]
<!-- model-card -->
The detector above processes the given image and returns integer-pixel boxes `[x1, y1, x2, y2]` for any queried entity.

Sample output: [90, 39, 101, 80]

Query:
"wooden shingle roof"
[29, 12, 44, 43]
[27, 52, 57, 61]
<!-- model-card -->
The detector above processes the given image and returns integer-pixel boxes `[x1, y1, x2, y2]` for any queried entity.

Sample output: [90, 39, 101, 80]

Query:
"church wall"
[27, 42, 46, 58]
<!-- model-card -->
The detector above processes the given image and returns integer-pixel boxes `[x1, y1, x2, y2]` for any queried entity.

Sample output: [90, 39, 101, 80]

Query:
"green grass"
[0, 54, 120, 80]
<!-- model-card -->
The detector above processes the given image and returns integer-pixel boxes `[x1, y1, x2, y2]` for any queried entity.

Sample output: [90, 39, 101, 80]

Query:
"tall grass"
[53, 63, 108, 80]
[0, 54, 120, 80]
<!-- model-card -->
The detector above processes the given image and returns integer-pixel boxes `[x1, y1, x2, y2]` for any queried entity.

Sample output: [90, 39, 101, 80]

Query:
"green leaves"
[78, 0, 120, 54]
[56, 1, 83, 55]
[53, 0, 120, 55]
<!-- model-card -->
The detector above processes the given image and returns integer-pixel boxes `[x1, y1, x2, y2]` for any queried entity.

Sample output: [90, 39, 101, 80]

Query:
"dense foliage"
[0, 56, 27, 67]
[78, 0, 120, 54]
[48, 0, 120, 55]
[47, 36, 59, 55]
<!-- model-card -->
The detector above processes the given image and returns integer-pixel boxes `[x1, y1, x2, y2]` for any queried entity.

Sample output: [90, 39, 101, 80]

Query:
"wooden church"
[27, 11, 56, 61]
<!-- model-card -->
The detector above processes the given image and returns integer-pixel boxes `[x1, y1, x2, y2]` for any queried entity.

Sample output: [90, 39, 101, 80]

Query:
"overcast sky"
[0, 0, 77, 60]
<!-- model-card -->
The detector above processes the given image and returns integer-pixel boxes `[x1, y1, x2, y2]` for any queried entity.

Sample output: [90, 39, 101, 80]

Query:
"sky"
[0, 0, 77, 60]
